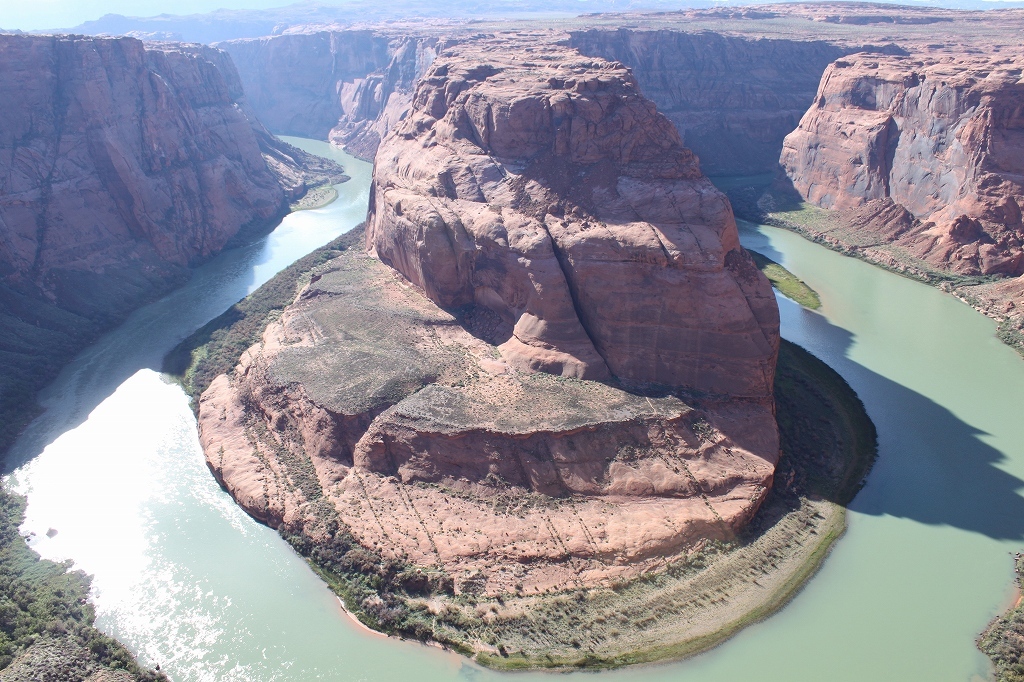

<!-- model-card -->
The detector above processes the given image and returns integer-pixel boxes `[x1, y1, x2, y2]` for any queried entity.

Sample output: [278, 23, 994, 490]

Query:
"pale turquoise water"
[7, 142, 1024, 680]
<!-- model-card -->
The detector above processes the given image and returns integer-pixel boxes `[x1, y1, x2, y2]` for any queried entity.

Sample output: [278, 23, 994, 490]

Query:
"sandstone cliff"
[0, 34, 346, 455]
[781, 53, 1024, 279]
[368, 39, 780, 394]
[199, 39, 780, 604]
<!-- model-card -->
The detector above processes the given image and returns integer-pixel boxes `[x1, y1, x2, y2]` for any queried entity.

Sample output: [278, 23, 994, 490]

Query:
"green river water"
[6, 139, 1024, 681]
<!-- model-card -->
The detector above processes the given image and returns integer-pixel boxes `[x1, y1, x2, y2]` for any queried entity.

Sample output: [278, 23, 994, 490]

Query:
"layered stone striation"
[568, 29, 848, 175]
[781, 53, 1024, 277]
[199, 244, 780, 596]
[367, 39, 780, 396]
[0, 33, 346, 456]
[0, 34, 341, 313]
[198, 39, 782, 597]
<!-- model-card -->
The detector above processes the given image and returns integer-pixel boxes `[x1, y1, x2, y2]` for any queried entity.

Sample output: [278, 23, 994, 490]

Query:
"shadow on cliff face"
[782, 297, 1024, 541]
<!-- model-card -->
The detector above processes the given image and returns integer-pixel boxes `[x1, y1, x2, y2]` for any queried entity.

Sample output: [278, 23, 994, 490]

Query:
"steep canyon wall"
[781, 52, 1024, 278]
[0, 34, 344, 454]
[567, 29, 849, 175]
[223, 32, 443, 159]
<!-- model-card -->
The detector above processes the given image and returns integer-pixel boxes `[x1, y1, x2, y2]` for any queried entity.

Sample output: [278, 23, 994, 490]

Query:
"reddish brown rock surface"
[368, 38, 780, 395]
[198, 39, 781, 599]
[0, 34, 342, 313]
[0, 33, 346, 455]
[199, 245, 779, 597]
[781, 53, 1024, 278]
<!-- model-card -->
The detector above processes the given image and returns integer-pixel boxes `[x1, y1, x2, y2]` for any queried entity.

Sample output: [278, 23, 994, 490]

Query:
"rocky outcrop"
[329, 36, 444, 160]
[0, 34, 346, 455]
[221, 32, 393, 139]
[223, 32, 442, 159]
[0, 35, 344, 311]
[199, 244, 779, 597]
[781, 53, 1024, 278]
[199, 39, 780, 603]
[368, 39, 779, 395]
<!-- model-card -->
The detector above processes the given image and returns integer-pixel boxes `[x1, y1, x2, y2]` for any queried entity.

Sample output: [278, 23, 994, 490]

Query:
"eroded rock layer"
[0, 34, 342, 314]
[0, 33, 346, 456]
[199, 246, 779, 596]
[223, 31, 443, 159]
[567, 29, 848, 176]
[367, 38, 780, 395]
[199, 40, 781, 597]
[781, 53, 1024, 278]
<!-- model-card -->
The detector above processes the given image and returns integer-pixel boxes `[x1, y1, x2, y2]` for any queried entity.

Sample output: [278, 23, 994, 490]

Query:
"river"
[6, 139, 1024, 681]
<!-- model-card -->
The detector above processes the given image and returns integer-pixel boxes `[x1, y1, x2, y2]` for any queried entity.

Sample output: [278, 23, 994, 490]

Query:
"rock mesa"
[199, 38, 781, 599]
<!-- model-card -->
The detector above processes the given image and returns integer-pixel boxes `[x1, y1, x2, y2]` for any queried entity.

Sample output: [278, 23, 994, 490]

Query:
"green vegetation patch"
[997, 319, 1024, 360]
[163, 227, 366, 408]
[748, 250, 821, 310]
[0, 485, 165, 680]
[290, 184, 339, 212]
[760, 188, 997, 289]
[265, 250, 464, 416]
[280, 502, 463, 650]
[980, 554, 1024, 682]
[391, 375, 685, 435]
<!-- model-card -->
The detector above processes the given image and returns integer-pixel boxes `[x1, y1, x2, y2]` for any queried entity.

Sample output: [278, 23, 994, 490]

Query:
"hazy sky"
[2, 0, 1019, 31]
[1, 0, 299, 31]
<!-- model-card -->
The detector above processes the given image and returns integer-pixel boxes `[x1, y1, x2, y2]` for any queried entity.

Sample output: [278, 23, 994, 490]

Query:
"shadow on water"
[738, 217, 1024, 539]
[783, 293, 1024, 541]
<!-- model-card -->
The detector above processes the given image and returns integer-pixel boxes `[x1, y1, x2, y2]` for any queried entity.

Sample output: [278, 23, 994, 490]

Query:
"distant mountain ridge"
[49, 0, 1024, 44]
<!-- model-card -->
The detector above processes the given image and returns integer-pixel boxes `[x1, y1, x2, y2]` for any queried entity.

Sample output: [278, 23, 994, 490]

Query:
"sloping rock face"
[199, 245, 780, 596]
[781, 53, 1024, 277]
[0, 34, 332, 309]
[368, 39, 780, 395]
[0, 34, 346, 455]
[221, 31, 393, 139]
[199, 39, 780, 599]
[223, 32, 442, 159]
[329, 36, 445, 159]
[568, 29, 847, 175]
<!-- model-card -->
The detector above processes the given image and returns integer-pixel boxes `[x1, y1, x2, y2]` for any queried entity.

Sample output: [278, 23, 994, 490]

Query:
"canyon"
[776, 49, 1024, 353]
[3, 1, 1022, 676]
[189, 31, 882, 667]
[214, 5, 1024, 355]
[0, 34, 346, 455]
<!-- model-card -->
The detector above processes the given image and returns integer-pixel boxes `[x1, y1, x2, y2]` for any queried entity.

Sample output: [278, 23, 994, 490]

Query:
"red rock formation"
[367, 38, 780, 396]
[0, 33, 346, 455]
[782, 53, 1024, 277]
[198, 243, 780, 597]
[198, 37, 781, 600]
[0, 34, 345, 310]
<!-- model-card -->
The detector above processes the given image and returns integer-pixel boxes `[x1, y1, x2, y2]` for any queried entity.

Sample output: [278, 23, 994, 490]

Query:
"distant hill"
[49, 0, 1024, 44]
